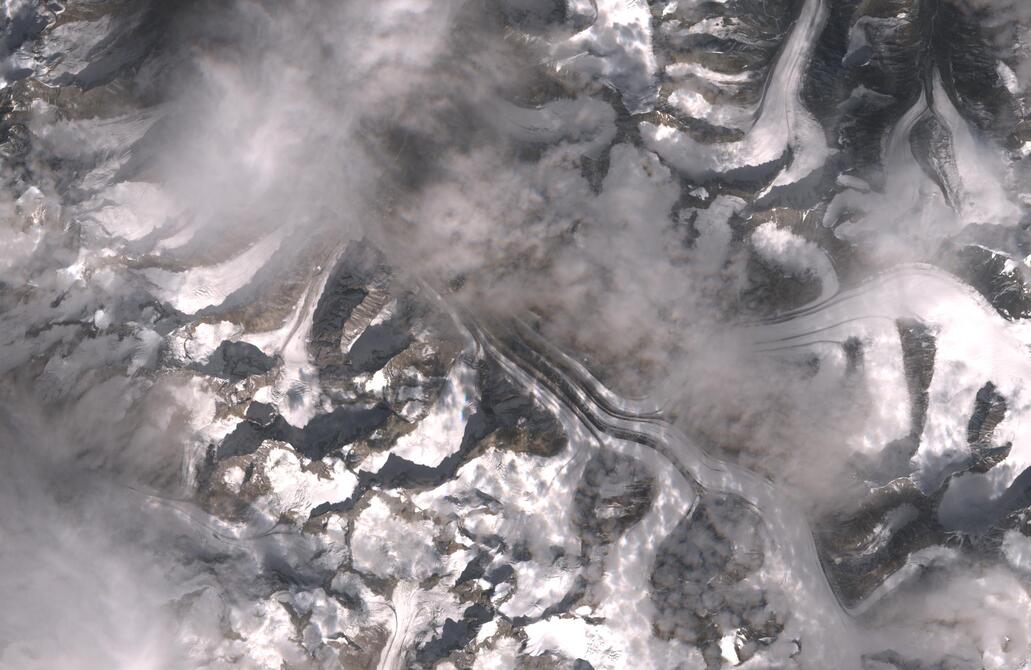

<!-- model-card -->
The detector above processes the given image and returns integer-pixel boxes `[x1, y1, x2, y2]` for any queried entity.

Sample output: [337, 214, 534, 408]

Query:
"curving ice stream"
[5, 0, 1031, 668]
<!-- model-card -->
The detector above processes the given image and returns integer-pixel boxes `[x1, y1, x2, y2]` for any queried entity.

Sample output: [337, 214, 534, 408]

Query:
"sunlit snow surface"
[6, 0, 1031, 669]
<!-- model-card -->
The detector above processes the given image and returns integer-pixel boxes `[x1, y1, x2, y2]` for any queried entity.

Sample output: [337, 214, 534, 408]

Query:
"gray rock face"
[309, 240, 389, 369]
[7, 0, 1031, 668]
[194, 339, 278, 381]
[652, 495, 780, 669]
[573, 449, 654, 548]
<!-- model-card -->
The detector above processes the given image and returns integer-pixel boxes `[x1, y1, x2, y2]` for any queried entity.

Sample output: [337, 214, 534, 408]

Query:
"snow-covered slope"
[6, 1, 1031, 669]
